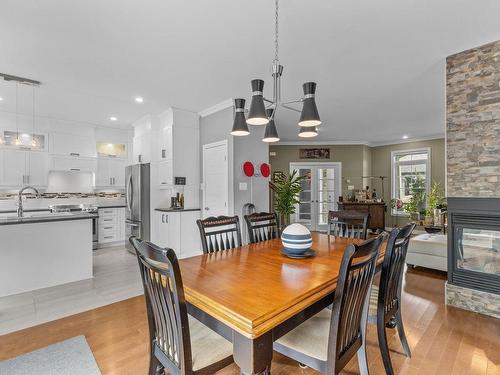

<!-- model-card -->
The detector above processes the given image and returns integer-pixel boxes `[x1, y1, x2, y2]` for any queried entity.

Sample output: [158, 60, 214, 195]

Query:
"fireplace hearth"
[446, 198, 500, 317]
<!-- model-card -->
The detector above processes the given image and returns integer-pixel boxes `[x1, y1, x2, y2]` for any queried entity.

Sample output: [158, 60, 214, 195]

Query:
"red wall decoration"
[243, 161, 255, 177]
[260, 163, 271, 178]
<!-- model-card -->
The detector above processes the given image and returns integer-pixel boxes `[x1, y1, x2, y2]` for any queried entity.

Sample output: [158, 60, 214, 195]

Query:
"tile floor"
[0, 246, 143, 335]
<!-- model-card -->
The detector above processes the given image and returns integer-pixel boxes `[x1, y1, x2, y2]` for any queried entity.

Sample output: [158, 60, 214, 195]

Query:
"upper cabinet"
[0, 149, 48, 187]
[96, 157, 127, 187]
[154, 108, 199, 188]
[50, 132, 97, 158]
[132, 115, 153, 164]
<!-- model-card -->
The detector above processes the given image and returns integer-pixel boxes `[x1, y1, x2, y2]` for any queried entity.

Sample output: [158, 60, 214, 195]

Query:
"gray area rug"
[0, 335, 101, 375]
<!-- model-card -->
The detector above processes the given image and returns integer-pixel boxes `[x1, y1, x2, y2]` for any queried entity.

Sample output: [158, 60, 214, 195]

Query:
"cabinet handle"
[70, 152, 80, 157]
[138, 154, 142, 163]
[104, 236, 113, 239]
[113, 177, 115, 185]
[22, 175, 25, 184]
[70, 168, 80, 171]
[161, 214, 164, 223]
[161, 149, 166, 159]
[104, 226, 113, 229]
[104, 219, 113, 222]
[165, 215, 168, 223]
[161, 182, 167, 185]
[27, 175, 30, 184]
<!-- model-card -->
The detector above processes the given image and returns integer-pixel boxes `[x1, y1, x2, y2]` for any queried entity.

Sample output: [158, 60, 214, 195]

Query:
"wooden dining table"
[178, 232, 385, 375]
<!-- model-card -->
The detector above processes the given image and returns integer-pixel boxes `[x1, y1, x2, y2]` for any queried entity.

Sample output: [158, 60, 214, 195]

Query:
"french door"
[290, 162, 342, 232]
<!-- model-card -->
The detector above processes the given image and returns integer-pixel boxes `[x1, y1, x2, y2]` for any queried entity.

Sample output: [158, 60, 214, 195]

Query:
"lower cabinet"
[154, 210, 202, 259]
[98, 207, 126, 246]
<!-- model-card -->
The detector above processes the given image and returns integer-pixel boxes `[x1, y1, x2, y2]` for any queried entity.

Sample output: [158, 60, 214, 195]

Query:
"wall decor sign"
[299, 148, 330, 159]
[243, 161, 255, 177]
[260, 163, 271, 178]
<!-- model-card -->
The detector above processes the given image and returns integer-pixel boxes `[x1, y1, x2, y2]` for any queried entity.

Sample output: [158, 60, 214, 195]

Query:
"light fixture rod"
[0, 73, 40, 86]
[280, 104, 301, 113]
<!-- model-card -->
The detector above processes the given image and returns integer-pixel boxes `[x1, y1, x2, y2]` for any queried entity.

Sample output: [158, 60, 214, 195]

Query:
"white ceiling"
[0, 0, 499, 143]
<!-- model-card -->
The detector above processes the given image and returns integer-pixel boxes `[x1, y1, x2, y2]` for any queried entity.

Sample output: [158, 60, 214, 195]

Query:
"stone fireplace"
[446, 40, 500, 318]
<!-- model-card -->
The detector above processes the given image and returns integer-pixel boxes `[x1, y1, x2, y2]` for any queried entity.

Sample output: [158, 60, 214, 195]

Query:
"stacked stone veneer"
[447, 40, 500, 197]
[446, 40, 500, 318]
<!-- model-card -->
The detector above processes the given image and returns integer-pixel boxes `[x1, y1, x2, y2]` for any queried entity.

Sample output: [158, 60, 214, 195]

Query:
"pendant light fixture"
[31, 83, 38, 148]
[262, 108, 280, 143]
[230, 98, 250, 136]
[298, 126, 318, 138]
[14, 82, 21, 146]
[231, 0, 322, 142]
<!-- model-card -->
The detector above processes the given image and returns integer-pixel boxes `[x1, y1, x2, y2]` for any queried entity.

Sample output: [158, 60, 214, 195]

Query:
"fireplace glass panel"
[457, 228, 500, 275]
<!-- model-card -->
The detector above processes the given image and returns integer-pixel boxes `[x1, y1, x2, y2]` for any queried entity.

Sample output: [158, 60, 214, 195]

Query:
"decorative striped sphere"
[281, 223, 312, 254]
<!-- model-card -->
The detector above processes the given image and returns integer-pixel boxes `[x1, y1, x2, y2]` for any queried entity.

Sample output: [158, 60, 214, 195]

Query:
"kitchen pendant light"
[31, 84, 38, 147]
[262, 108, 280, 143]
[298, 126, 318, 138]
[14, 82, 21, 146]
[246, 80, 268, 125]
[231, 98, 250, 136]
[230, 0, 321, 142]
[299, 82, 321, 127]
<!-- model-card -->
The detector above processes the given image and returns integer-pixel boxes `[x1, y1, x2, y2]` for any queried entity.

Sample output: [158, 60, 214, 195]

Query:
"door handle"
[70, 152, 80, 157]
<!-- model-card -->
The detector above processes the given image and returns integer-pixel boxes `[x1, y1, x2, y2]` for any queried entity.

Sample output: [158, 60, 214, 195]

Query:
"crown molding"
[368, 133, 445, 147]
[198, 98, 233, 118]
[274, 140, 369, 146]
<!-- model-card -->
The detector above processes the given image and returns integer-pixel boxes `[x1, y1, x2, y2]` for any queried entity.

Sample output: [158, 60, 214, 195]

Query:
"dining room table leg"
[233, 331, 273, 375]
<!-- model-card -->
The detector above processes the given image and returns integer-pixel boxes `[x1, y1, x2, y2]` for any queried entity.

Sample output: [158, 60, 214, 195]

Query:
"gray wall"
[199, 105, 269, 242]
[269, 139, 446, 227]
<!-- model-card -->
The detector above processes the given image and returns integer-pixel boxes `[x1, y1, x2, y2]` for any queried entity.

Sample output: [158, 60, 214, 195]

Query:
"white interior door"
[290, 162, 342, 232]
[202, 140, 228, 218]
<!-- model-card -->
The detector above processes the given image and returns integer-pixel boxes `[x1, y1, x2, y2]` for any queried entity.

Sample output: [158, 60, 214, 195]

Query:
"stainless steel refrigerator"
[125, 163, 150, 253]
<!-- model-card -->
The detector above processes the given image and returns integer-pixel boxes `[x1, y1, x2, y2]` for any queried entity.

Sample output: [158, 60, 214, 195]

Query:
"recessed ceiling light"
[0, 97, 3, 101]
[135, 97, 144, 103]
[110, 116, 117, 121]
[402, 135, 409, 139]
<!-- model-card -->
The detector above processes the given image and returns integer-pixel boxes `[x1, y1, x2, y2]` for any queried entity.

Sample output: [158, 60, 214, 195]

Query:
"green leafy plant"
[271, 170, 306, 226]
[427, 181, 445, 211]
[403, 176, 427, 219]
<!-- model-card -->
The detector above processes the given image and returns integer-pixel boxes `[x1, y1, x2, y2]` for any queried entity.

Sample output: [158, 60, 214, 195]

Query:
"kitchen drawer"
[98, 208, 119, 217]
[99, 232, 119, 243]
[99, 215, 118, 225]
[99, 223, 119, 233]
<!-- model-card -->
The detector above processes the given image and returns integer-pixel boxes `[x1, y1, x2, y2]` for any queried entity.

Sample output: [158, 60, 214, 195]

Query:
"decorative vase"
[281, 223, 312, 255]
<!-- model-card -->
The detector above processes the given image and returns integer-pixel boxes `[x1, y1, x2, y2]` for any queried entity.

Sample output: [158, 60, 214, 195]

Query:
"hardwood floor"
[0, 268, 499, 375]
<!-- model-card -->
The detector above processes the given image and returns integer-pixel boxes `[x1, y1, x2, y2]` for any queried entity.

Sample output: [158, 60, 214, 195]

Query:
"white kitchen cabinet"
[154, 209, 201, 258]
[50, 132, 97, 158]
[27, 151, 49, 186]
[0, 149, 48, 187]
[50, 155, 97, 173]
[153, 108, 199, 192]
[98, 207, 126, 246]
[1, 149, 25, 186]
[96, 157, 126, 187]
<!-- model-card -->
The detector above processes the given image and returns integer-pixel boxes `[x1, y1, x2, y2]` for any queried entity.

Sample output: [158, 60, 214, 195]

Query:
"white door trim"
[202, 140, 230, 218]
[289, 162, 342, 231]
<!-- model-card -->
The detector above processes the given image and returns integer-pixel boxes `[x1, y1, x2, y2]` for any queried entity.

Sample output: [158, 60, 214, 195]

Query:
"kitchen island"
[0, 212, 96, 297]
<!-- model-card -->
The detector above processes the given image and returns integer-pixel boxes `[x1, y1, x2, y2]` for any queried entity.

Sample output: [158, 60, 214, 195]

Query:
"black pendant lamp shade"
[298, 82, 321, 127]
[298, 126, 318, 138]
[262, 108, 280, 143]
[247, 79, 269, 126]
[231, 98, 250, 136]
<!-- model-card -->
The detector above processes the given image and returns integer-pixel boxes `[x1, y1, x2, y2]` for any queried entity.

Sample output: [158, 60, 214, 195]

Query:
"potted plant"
[271, 170, 306, 227]
[427, 181, 445, 225]
[403, 176, 427, 222]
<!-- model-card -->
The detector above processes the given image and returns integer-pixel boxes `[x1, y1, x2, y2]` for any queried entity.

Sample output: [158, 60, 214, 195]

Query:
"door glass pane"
[457, 228, 500, 275]
[317, 168, 337, 226]
[296, 168, 312, 226]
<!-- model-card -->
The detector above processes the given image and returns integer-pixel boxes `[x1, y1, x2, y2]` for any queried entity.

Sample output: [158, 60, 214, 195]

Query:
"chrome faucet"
[17, 186, 40, 217]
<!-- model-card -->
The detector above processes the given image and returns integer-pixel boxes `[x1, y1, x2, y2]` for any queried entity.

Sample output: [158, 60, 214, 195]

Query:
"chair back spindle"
[328, 210, 369, 240]
[244, 212, 280, 243]
[197, 215, 243, 253]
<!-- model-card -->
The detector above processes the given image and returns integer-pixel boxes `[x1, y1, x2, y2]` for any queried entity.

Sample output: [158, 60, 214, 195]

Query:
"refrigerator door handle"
[125, 221, 139, 227]
[126, 175, 133, 212]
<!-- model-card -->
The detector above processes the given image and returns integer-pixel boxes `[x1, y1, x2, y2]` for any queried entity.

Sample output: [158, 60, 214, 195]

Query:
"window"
[391, 148, 431, 215]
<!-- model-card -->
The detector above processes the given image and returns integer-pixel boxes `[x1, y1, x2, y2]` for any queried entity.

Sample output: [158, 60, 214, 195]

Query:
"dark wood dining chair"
[273, 233, 386, 375]
[244, 212, 280, 243]
[328, 210, 369, 240]
[196, 215, 242, 254]
[130, 237, 234, 375]
[368, 222, 416, 375]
